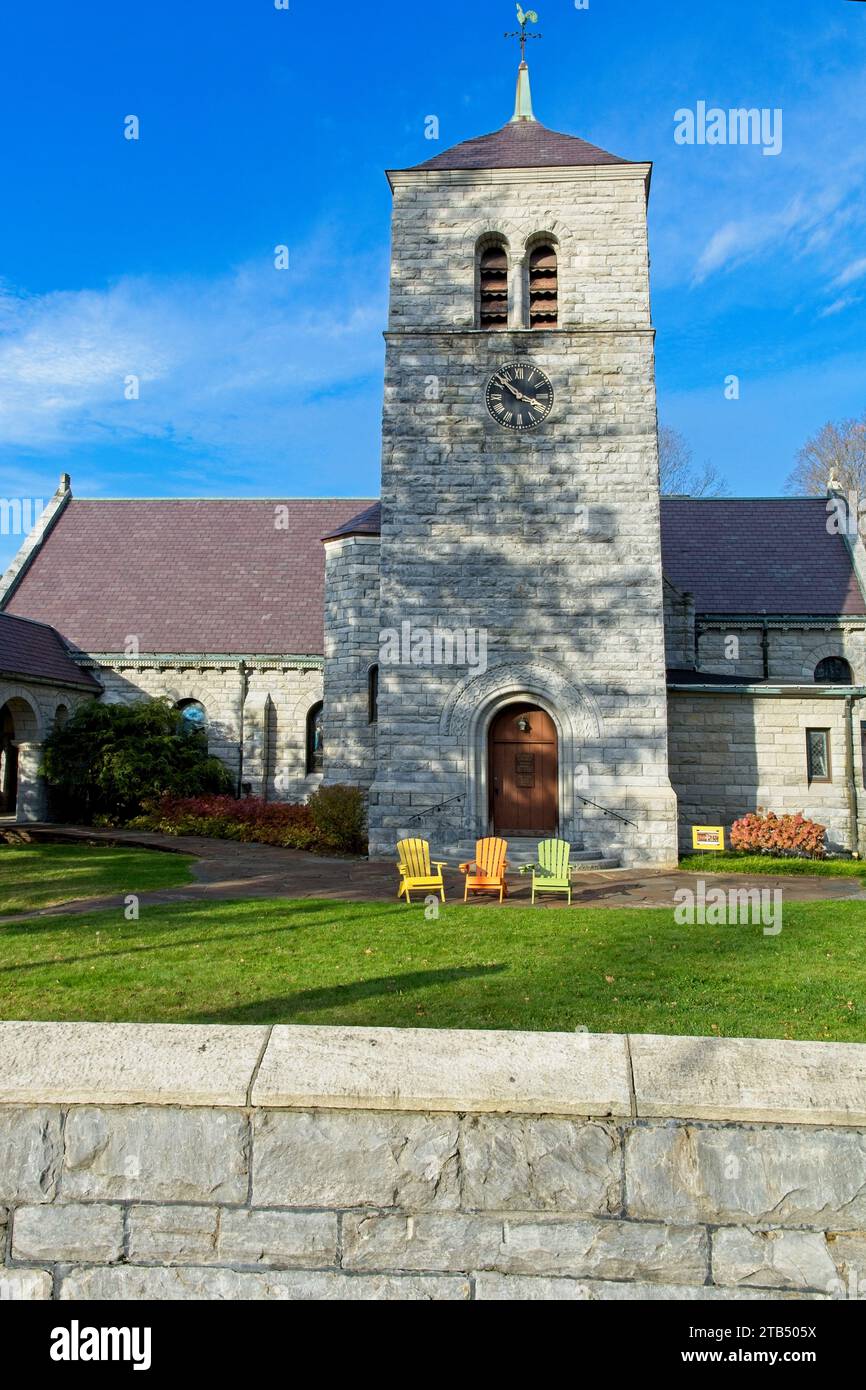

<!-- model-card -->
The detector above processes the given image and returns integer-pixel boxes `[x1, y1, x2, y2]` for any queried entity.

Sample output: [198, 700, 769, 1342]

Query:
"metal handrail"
[404, 795, 464, 826]
[577, 795, 638, 830]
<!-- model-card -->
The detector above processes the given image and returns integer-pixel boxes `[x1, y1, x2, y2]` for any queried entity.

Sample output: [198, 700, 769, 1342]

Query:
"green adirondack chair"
[531, 839, 573, 905]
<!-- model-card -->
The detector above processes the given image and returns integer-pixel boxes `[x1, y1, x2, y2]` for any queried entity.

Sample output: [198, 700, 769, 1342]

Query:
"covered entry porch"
[0, 612, 102, 823]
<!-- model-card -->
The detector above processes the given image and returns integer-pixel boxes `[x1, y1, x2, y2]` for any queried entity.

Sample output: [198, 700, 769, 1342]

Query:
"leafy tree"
[787, 413, 866, 496]
[658, 425, 728, 497]
[42, 698, 234, 824]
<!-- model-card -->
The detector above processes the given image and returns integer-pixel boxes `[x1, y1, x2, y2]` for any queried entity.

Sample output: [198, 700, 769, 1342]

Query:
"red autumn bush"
[730, 811, 827, 859]
[131, 788, 367, 855]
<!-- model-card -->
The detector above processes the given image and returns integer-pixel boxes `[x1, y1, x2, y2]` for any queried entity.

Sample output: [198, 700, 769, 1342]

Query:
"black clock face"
[485, 362, 554, 432]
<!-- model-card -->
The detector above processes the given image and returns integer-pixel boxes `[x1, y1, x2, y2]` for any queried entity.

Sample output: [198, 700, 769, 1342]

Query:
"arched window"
[815, 657, 853, 685]
[368, 665, 379, 725]
[176, 699, 207, 734]
[528, 243, 558, 328]
[478, 244, 509, 330]
[54, 705, 69, 730]
[306, 702, 324, 775]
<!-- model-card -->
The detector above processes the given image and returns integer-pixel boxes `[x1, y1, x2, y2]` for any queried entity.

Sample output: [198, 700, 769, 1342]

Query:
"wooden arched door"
[489, 703, 558, 836]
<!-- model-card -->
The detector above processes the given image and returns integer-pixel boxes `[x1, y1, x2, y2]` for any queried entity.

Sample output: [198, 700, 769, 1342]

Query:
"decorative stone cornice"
[387, 163, 652, 191]
[75, 654, 323, 672]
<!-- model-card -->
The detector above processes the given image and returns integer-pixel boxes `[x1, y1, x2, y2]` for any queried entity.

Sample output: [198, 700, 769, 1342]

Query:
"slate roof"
[660, 498, 866, 616]
[3, 499, 376, 656]
[403, 121, 631, 174]
[5, 495, 862, 662]
[321, 502, 383, 542]
[329, 499, 866, 618]
[0, 612, 101, 690]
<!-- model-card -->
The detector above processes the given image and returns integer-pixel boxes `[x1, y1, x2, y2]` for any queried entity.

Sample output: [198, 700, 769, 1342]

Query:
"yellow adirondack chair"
[459, 837, 509, 903]
[396, 838, 448, 904]
[531, 838, 573, 905]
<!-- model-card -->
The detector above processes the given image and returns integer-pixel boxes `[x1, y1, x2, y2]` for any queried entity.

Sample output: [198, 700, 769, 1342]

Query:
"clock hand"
[508, 385, 540, 406]
[491, 374, 538, 406]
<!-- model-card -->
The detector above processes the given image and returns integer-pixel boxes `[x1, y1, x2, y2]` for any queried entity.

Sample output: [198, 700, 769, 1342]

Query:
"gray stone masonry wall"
[668, 692, 866, 852]
[388, 167, 653, 333]
[695, 623, 866, 683]
[663, 583, 695, 670]
[368, 163, 678, 866]
[322, 537, 380, 788]
[88, 661, 324, 802]
[1, 1023, 864, 1302]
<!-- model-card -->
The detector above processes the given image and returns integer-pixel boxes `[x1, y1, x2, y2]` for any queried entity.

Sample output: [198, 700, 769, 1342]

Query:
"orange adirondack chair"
[459, 837, 509, 903]
[396, 838, 448, 904]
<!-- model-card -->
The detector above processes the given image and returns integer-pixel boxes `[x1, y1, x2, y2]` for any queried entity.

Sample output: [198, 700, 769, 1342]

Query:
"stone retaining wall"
[1, 1024, 864, 1302]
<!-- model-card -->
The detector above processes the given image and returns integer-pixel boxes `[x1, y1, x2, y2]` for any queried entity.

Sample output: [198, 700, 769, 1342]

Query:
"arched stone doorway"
[0, 696, 40, 817]
[489, 702, 558, 836]
[0, 703, 19, 815]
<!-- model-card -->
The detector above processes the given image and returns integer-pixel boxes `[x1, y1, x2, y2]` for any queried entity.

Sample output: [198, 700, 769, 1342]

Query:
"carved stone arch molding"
[287, 670, 325, 727]
[462, 219, 519, 264]
[521, 215, 569, 255]
[0, 683, 45, 740]
[440, 661, 604, 838]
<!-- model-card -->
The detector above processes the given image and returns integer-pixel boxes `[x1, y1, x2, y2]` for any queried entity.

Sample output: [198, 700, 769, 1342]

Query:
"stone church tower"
[324, 58, 679, 867]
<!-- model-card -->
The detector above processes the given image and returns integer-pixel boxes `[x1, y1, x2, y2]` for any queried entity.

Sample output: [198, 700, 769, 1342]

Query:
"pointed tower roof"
[408, 119, 630, 174]
[394, 57, 635, 179]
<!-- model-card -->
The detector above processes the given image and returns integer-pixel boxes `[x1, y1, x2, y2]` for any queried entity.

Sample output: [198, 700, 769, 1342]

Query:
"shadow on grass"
[0, 898, 416, 972]
[187, 963, 508, 1024]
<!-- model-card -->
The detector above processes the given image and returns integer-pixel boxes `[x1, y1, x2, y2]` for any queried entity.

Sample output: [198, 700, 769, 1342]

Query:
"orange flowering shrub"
[730, 811, 827, 859]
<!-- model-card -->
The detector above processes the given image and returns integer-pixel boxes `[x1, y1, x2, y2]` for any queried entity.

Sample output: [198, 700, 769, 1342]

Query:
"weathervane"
[505, 5, 542, 63]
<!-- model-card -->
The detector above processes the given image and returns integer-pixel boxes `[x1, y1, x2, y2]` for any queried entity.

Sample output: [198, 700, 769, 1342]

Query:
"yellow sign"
[692, 826, 725, 852]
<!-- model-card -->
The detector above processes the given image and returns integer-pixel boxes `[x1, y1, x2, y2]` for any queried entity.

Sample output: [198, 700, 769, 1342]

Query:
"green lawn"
[1, 896, 863, 1041]
[0, 843, 196, 913]
[682, 852, 866, 879]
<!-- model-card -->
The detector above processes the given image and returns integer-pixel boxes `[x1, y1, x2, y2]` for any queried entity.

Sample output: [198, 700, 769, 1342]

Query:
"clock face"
[485, 362, 554, 432]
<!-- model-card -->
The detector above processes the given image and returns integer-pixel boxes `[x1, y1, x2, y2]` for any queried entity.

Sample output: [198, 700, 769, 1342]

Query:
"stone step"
[441, 840, 622, 872]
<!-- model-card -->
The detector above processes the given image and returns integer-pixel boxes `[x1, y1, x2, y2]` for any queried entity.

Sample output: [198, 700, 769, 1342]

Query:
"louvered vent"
[529, 244, 558, 328]
[479, 246, 509, 330]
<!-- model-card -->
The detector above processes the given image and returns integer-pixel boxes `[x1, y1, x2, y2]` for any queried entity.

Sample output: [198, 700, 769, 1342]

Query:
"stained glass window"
[806, 728, 831, 784]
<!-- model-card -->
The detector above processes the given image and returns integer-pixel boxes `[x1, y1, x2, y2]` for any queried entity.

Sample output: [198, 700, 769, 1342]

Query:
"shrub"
[307, 784, 367, 855]
[133, 789, 368, 856]
[730, 811, 827, 859]
[42, 699, 233, 824]
[131, 795, 320, 850]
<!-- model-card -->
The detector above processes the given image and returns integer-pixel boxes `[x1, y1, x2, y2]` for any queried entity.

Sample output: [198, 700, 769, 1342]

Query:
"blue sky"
[1, 0, 865, 568]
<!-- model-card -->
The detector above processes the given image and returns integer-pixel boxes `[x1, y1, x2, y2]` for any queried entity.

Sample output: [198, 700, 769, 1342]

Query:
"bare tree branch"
[658, 425, 728, 497]
[787, 412, 866, 495]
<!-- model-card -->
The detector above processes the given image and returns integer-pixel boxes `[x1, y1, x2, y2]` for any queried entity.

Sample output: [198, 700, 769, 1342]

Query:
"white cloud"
[0, 244, 387, 456]
[832, 255, 866, 289]
[691, 186, 850, 286]
[651, 45, 866, 295]
[819, 295, 860, 319]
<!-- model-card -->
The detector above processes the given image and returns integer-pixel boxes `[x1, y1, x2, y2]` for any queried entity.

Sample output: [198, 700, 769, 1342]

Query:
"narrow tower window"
[368, 665, 379, 724]
[528, 243, 558, 328]
[306, 702, 324, 775]
[479, 245, 509, 330]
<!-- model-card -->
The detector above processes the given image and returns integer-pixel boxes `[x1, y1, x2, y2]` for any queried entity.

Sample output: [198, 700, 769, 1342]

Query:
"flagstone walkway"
[2, 824, 864, 923]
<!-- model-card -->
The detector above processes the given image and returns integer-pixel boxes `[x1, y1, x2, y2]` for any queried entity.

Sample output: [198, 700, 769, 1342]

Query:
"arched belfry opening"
[478, 241, 510, 330]
[488, 702, 558, 836]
